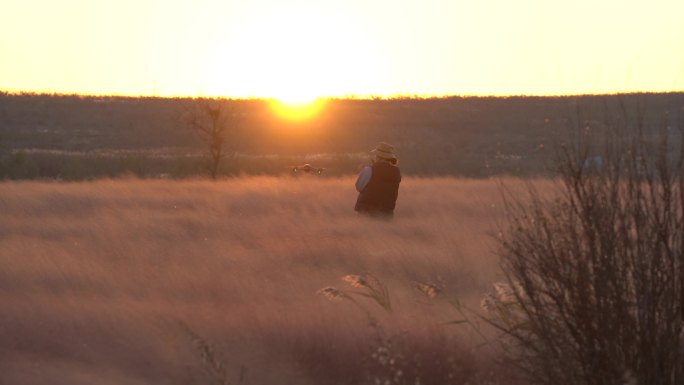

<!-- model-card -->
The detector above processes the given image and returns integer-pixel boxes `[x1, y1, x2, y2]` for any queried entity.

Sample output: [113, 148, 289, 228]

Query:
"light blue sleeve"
[355, 166, 372, 192]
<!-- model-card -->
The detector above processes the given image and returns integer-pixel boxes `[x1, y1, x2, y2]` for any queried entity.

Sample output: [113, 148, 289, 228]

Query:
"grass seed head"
[480, 294, 496, 312]
[343, 274, 369, 288]
[415, 281, 441, 299]
[493, 282, 517, 303]
[317, 286, 345, 301]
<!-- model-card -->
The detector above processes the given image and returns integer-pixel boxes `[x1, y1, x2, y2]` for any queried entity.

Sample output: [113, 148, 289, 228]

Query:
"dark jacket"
[355, 161, 401, 215]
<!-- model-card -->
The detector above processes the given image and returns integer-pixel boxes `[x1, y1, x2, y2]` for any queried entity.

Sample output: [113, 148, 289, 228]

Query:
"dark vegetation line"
[0, 92, 682, 180]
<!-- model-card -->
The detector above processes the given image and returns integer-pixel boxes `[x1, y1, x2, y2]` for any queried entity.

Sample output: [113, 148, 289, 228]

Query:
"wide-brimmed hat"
[371, 142, 397, 160]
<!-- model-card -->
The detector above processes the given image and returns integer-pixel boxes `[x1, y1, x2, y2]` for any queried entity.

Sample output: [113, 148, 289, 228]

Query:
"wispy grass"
[0, 176, 543, 384]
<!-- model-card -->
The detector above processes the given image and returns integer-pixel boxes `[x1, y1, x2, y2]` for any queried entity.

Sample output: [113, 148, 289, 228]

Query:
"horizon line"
[2, 89, 683, 100]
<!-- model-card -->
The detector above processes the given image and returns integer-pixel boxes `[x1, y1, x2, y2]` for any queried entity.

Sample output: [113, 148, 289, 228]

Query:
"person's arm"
[355, 166, 372, 192]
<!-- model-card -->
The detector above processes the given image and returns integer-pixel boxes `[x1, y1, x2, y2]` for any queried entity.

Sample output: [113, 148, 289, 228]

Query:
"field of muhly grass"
[0, 176, 548, 385]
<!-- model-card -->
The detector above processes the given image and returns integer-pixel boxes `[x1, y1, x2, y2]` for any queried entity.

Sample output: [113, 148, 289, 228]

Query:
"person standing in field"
[354, 142, 402, 218]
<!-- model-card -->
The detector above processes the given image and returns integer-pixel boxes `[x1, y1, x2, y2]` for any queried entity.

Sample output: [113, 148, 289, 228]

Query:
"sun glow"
[2, 1, 683, 97]
[199, 4, 389, 100]
[270, 97, 327, 121]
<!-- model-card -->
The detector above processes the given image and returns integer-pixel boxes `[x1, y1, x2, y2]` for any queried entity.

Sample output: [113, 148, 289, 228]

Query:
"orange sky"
[1, 0, 683, 100]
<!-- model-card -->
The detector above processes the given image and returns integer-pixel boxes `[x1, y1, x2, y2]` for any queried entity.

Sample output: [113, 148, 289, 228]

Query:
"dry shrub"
[491, 107, 684, 385]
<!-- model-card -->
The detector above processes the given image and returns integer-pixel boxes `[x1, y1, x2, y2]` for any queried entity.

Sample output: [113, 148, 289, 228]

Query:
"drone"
[290, 163, 326, 175]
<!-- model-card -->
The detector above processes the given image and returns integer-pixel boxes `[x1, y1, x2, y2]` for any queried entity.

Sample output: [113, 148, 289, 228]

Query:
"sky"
[1, 0, 683, 100]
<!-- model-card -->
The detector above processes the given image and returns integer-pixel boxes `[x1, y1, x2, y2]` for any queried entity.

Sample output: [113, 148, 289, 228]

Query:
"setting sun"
[269, 97, 327, 121]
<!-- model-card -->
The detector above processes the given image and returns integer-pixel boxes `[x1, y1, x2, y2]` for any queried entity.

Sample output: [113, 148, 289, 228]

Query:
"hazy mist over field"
[2, 92, 684, 384]
[0, 176, 540, 385]
[3, 0, 683, 381]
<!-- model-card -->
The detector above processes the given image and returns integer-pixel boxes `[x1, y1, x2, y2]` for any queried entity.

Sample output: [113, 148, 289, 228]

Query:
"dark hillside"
[0, 92, 682, 179]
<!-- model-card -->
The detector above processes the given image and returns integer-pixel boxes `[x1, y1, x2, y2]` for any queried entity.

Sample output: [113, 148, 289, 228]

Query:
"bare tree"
[187, 98, 237, 179]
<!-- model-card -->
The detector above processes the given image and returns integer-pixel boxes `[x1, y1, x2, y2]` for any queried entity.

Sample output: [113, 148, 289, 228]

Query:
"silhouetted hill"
[0, 92, 682, 179]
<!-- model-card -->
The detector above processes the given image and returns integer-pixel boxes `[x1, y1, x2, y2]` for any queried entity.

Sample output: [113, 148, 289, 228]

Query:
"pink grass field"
[0, 176, 550, 385]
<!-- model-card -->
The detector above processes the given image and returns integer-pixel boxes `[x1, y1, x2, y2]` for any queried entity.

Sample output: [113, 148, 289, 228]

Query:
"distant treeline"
[0, 92, 682, 180]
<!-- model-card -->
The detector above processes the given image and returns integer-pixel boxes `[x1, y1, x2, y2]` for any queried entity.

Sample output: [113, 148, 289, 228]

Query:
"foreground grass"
[0, 176, 545, 385]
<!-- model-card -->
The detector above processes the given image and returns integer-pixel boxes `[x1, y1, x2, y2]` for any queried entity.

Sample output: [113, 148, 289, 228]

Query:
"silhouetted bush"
[489, 104, 684, 385]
